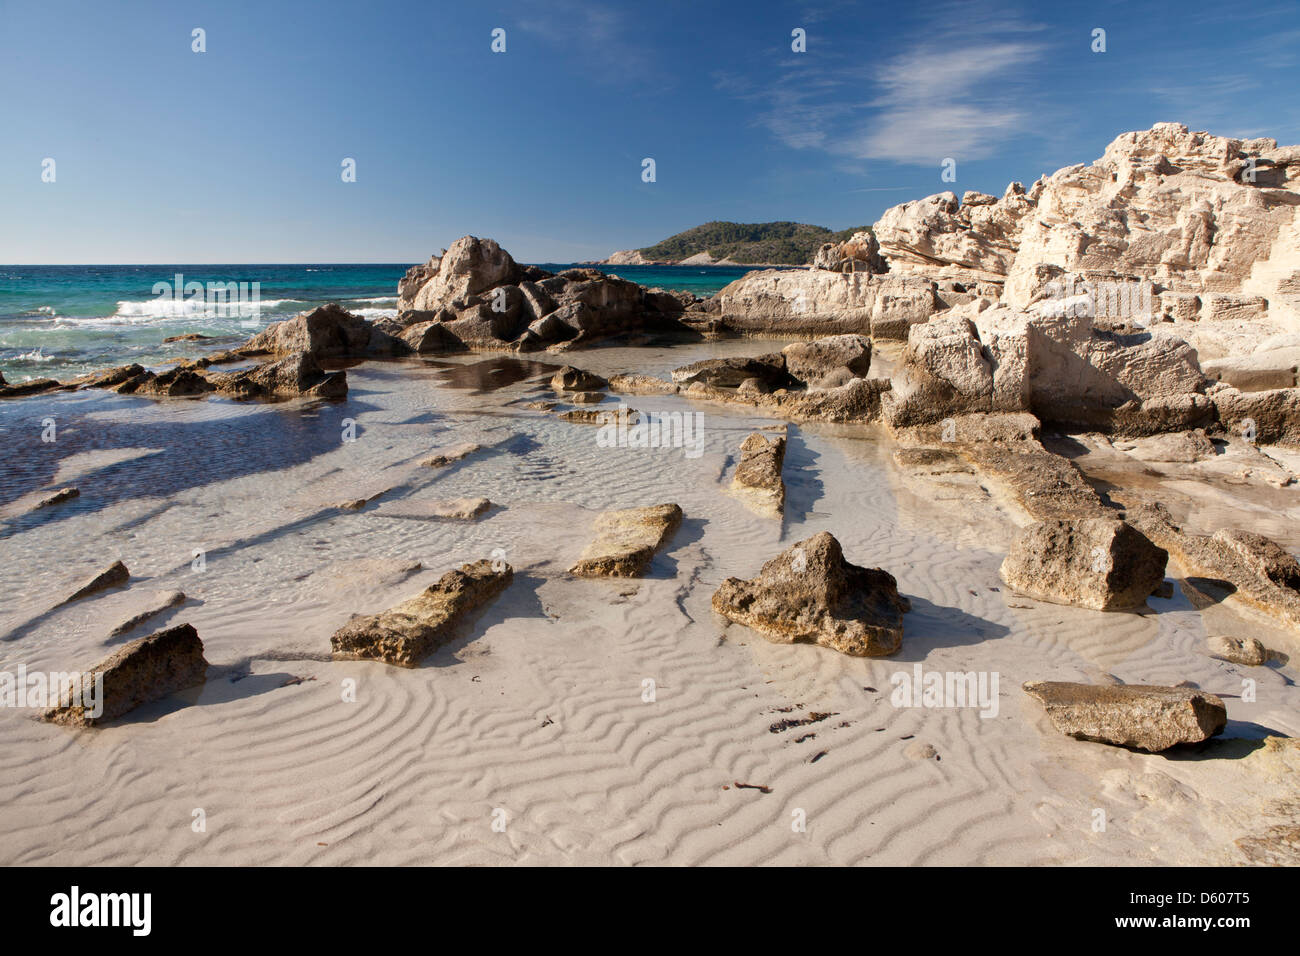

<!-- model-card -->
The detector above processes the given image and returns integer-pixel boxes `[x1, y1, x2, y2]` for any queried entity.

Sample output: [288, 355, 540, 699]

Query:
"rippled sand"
[1, 342, 1297, 865]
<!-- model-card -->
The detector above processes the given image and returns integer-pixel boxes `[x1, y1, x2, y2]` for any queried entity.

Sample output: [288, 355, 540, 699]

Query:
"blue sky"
[2, 0, 1297, 264]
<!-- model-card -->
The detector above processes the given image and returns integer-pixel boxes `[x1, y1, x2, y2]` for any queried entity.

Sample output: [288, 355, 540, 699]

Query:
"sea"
[0, 263, 774, 382]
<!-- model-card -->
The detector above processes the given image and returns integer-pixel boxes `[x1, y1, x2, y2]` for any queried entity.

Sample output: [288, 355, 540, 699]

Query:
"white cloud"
[735, 10, 1050, 167]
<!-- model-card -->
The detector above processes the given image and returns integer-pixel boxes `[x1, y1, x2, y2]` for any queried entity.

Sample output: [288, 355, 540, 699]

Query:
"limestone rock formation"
[711, 531, 909, 656]
[1022, 681, 1227, 752]
[999, 518, 1168, 610]
[330, 559, 514, 667]
[726, 431, 786, 517]
[570, 504, 683, 577]
[388, 236, 690, 352]
[242, 303, 402, 359]
[43, 623, 209, 727]
[780, 334, 871, 388]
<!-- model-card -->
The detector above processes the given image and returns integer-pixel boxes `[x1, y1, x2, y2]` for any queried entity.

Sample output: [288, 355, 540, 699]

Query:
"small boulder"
[727, 432, 786, 517]
[1207, 635, 1270, 666]
[43, 623, 208, 727]
[781, 335, 872, 388]
[421, 442, 480, 467]
[1022, 681, 1227, 752]
[1000, 518, 1167, 610]
[330, 559, 514, 667]
[712, 532, 909, 656]
[570, 504, 683, 577]
[34, 487, 79, 509]
[551, 366, 607, 392]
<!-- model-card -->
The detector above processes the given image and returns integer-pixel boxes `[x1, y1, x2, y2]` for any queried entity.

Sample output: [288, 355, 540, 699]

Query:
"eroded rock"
[727, 432, 786, 517]
[43, 623, 208, 727]
[1000, 518, 1167, 610]
[711, 532, 909, 656]
[330, 559, 513, 667]
[1022, 681, 1227, 752]
[570, 503, 683, 577]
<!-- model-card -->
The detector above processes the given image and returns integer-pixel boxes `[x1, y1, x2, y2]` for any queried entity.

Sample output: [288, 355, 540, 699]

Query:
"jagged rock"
[393, 237, 680, 351]
[551, 366, 607, 392]
[212, 351, 347, 400]
[115, 366, 216, 397]
[34, 487, 79, 509]
[330, 559, 513, 667]
[726, 432, 786, 517]
[43, 623, 208, 727]
[62, 560, 129, 606]
[162, 333, 211, 343]
[0, 377, 60, 398]
[421, 442, 480, 467]
[570, 504, 683, 577]
[712, 532, 909, 657]
[780, 334, 871, 388]
[812, 231, 884, 273]
[874, 185, 1035, 286]
[243, 303, 402, 358]
[1208, 635, 1270, 666]
[1000, 518, 1168, 610]
[75, 364, 147, 389]
[1022, 681, 1227, 752]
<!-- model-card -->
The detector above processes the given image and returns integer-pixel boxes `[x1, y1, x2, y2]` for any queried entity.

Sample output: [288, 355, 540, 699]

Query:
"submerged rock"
[999, 518, 1167, 610]
[43, 623, 209, 727]
[34, 487, 79, 509]
[421, 442, 481, 467]
[1022, 681, 1227, 752]
[330, 559, 514, 667]
[726, 431, 786, 517]
[570, 503, 683, 577]
[711, 532, 909, 657]
[1207, 635, 1270, 666]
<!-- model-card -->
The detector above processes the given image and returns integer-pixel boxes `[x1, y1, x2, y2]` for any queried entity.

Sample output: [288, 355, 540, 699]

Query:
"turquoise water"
[0, 262, 771, 381]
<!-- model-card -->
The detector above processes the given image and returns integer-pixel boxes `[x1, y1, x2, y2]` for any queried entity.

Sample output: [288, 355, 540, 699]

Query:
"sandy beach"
[2, 338, 1297, 866]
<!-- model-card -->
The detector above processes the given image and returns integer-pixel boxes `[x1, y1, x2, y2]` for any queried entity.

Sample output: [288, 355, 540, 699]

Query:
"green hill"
[637, 221, 872, 265]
